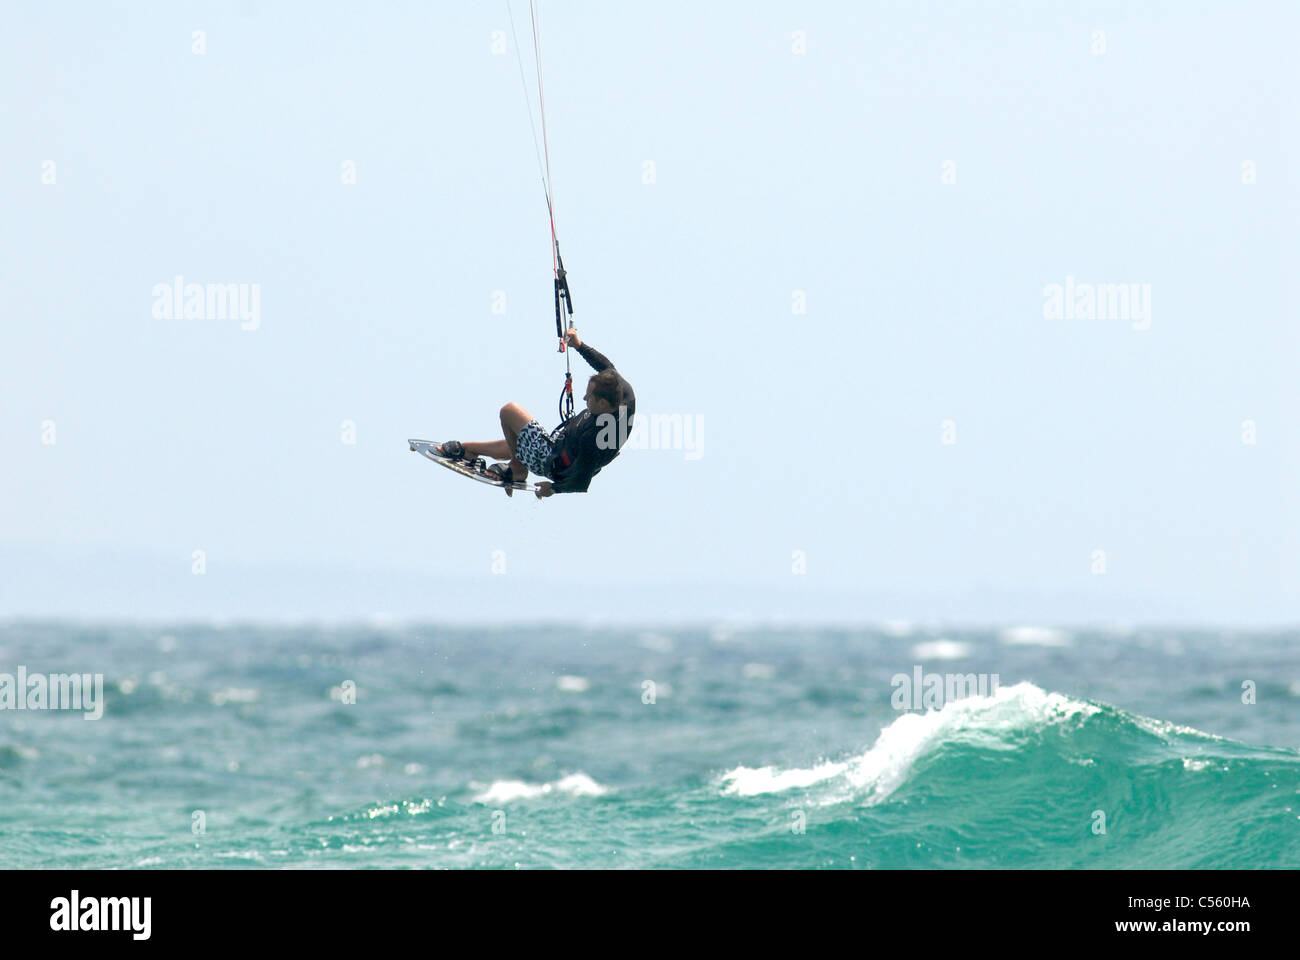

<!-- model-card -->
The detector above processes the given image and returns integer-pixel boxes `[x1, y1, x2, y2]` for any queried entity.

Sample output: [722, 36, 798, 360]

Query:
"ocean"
[1, 622, 1297, 869]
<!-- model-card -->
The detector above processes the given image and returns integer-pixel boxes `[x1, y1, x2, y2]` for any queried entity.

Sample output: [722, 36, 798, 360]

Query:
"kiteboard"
[408, 439, 538, 493]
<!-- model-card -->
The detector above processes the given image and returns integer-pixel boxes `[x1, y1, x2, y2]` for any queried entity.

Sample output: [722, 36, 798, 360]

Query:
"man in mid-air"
[440, 329, 635, 498]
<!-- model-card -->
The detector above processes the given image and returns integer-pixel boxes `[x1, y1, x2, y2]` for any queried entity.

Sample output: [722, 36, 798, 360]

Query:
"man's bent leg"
[497, 402, 534, 480]
[463, 402, 537, 466]
[462, 439, 511, 460]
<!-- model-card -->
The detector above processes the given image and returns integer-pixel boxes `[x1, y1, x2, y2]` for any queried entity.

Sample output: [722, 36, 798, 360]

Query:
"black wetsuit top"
[549, 342, 635, 493]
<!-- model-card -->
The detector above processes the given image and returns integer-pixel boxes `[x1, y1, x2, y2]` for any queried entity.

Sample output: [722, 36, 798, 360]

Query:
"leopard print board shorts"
[515, 420, 566, 477]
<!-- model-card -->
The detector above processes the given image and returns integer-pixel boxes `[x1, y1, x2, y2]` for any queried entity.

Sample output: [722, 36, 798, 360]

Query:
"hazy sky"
[2, 2, 1297, 623]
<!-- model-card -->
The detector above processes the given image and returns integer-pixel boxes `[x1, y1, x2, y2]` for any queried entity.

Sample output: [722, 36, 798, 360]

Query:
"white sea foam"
[210, 687, 259, 706]
[556, 675, 590, 693]
[473, 772, 609, 804]
[1132, 713, 1220, 741]
[910, 639, 971, 660]
[720, 760, 846, 796]
[637, 632, 675, 653]
[720, 682, 1097, 804]
[1000, 626, 1072, 647]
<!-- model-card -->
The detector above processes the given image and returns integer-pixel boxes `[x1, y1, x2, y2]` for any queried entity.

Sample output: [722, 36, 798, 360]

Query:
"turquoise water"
[1, 622, 1297, 868]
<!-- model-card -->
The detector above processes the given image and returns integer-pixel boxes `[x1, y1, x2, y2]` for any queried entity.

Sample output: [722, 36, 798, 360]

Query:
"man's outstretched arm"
[565, 329, 613, 371]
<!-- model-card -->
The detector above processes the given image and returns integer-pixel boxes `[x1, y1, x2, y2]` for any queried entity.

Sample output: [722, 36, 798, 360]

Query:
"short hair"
[589, 369, 623, 408]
